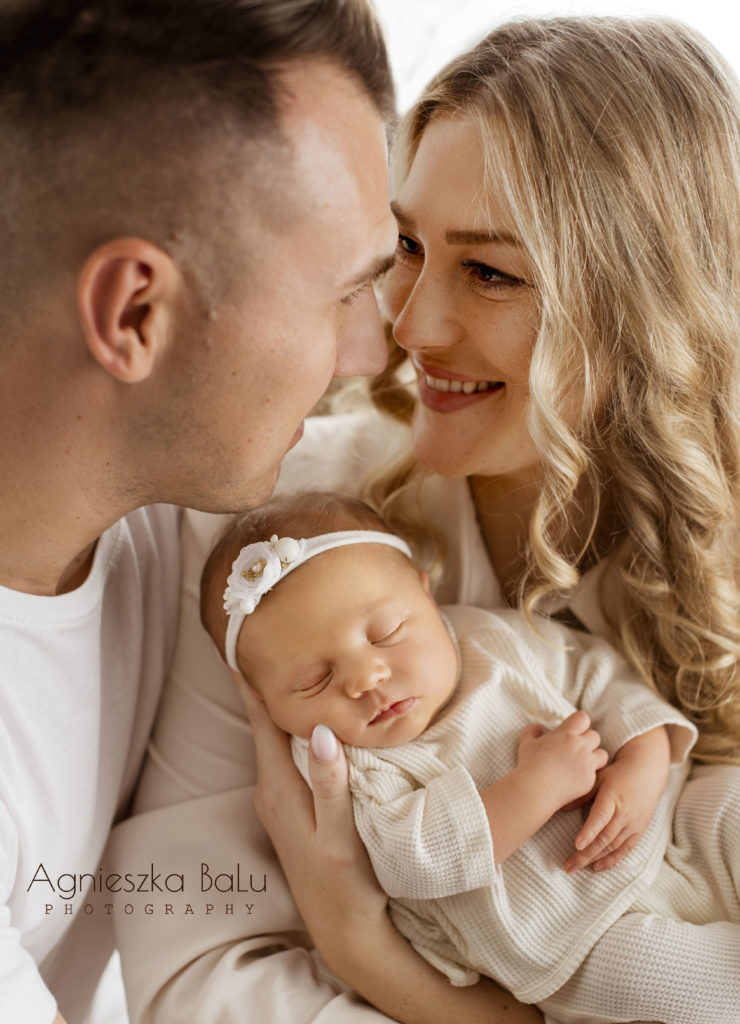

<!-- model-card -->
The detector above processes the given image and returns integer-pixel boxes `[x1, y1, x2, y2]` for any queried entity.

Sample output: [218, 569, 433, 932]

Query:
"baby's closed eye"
[369, 618, 407, 646]
[295, 669, 333, 696]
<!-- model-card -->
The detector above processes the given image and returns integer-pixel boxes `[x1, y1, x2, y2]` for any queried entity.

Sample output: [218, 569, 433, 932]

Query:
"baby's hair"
[200, 490, 406, 663]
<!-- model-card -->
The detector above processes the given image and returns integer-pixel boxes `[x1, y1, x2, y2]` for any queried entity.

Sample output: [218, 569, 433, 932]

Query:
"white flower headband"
[223, 529, 412, 671]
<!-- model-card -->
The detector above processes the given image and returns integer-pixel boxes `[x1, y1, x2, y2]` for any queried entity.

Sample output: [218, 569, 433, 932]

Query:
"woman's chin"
[411, 437, 473, 479]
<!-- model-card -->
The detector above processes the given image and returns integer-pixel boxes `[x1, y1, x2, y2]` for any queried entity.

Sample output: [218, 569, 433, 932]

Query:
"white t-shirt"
[0, 505, 181, 1024]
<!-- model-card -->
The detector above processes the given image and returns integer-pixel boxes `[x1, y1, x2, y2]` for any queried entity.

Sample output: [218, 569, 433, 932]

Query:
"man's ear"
[77, 238, 179, 383]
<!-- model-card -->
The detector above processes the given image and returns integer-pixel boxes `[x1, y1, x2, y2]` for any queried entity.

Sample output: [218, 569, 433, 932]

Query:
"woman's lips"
[369, 697, 417, 725]
[417, 372, 504, 412]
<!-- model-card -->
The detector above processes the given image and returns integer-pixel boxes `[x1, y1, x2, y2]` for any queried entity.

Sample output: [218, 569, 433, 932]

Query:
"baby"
[200, 491, 740, 1024]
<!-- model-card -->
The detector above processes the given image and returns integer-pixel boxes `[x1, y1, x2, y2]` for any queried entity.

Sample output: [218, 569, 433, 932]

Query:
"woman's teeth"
[424, 374, 500, 394]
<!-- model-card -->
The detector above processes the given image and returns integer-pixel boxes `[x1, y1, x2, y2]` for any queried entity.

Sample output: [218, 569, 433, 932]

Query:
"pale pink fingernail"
[311, 724, 338, 763]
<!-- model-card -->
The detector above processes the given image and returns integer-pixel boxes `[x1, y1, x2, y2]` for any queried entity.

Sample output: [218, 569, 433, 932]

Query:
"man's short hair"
[0, 1, 395, 314]
[0, 0, 395, 130]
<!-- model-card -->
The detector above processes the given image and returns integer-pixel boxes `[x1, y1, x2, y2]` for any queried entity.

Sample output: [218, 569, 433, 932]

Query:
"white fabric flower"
[222, 536, 307, 617]
[223, 542, 283, 615]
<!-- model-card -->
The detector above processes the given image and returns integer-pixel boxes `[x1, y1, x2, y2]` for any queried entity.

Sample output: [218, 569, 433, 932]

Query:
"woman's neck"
[470, 470, 617, 605]
[469, 473, 541, 605]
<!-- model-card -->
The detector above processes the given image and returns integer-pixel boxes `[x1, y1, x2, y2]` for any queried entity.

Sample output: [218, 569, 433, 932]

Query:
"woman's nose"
[342, 652, 390, 699]
[387, 271, 461, 353]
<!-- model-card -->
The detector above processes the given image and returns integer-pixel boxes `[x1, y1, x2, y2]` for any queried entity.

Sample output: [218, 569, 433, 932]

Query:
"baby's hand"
[517, 711, 608, 814]
[564, 725, 671, 873]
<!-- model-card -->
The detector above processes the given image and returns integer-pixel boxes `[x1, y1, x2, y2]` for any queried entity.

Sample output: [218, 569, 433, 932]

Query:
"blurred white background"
[374, 0, 740, 111]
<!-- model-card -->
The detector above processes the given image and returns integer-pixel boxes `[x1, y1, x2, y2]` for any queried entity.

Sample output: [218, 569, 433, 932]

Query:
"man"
[0, 2, 398, 1021]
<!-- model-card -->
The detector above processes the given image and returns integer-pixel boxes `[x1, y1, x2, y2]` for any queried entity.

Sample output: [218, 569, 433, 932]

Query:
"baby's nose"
[343, 654, 389, 699]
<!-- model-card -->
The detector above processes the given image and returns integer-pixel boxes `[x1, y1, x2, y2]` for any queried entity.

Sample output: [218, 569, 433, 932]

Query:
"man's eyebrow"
[392, 200, 520, 247]
[343, 252, 397, 291]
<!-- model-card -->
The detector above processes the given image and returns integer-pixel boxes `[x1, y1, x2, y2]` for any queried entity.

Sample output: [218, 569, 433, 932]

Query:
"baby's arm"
[295, 712, 606, 897]
[525, 619, 698, 873]
[481, 710, 608, 865]
[564, 724, 671, 873]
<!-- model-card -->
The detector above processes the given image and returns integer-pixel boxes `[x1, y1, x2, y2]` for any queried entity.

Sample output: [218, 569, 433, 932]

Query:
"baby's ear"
[228, 668, 264, 703]
[244, 680, 264, 704]
[419, 568, 431, 593]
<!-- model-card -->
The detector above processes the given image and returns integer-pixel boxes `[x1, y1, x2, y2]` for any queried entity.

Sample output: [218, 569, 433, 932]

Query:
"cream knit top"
[293, 602, 696, 1002]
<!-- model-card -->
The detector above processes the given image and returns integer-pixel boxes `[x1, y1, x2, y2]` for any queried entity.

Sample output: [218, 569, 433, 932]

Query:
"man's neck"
[0, 429, 123, 596]
[0, 323, 140, 595]
[0, 511, 106, 597]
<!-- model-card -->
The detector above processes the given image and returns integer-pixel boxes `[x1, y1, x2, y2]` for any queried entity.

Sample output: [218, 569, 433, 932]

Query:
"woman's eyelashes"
[395, 234, 528, 295]
[460, 259, 529, 293]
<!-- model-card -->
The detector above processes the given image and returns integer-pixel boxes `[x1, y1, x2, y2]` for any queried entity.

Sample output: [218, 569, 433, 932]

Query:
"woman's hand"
[237, 678, 387, 969]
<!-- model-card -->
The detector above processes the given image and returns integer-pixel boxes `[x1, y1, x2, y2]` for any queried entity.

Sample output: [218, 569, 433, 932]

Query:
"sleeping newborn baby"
[200, 490, 740, 1024]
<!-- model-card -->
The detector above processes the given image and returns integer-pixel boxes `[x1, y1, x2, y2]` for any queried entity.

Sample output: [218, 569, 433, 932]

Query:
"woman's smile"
[413, 356, 505, 411]
[382, 116, 540, 482]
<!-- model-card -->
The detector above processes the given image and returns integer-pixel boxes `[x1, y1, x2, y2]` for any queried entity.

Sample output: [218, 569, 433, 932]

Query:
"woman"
[246, 15, 740, 1023]
[113, 15, 740, 1024]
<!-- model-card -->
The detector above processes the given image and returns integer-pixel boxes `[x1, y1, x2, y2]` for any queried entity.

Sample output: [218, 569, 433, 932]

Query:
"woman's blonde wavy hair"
[368, 16, 740, 763]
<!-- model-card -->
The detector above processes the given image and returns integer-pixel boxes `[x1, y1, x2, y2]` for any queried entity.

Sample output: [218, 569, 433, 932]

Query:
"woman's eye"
[461, 259, 528, 294]
[397, 234, 422, 259]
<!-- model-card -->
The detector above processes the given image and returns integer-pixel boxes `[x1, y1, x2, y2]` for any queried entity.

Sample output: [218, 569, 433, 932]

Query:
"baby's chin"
[294, 725, 427, 749]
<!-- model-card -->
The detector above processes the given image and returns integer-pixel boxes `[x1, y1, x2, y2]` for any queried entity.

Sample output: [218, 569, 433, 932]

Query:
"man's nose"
[334, 287, 388, 379]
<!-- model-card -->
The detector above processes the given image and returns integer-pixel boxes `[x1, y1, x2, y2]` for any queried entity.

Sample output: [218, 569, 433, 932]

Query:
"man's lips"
[369, 697, 417, 725]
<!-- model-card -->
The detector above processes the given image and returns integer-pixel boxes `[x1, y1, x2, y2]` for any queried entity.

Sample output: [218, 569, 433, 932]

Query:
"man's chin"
[191, 422, 307, 515]
[286, 418, 306, 451]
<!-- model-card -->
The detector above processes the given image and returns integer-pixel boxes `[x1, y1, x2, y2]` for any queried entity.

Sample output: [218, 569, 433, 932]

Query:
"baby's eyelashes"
[369, 619, 408, 647]
[295, 670, 333, 696]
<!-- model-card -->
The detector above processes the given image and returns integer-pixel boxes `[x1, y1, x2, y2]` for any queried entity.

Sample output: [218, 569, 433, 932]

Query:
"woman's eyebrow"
[445, 228, 520, 246]
[391, 200, 519, 247]
[391, 200, 415, 232]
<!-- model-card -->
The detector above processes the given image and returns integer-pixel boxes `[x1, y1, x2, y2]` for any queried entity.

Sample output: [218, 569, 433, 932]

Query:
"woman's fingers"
[237, 674, 289, 763]
[235, 675, 313, 827]
[308, 725, 370, 857]
[308, 725, 353, 828]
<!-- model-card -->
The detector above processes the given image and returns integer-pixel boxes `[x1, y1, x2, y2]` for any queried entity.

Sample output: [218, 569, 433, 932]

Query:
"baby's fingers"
[575, 790, 616, 850]
[590, 832, 640, 871]
[518, 722, 545, 742]
[564, 792, 617, 873]
[565, 823, 630, 873]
